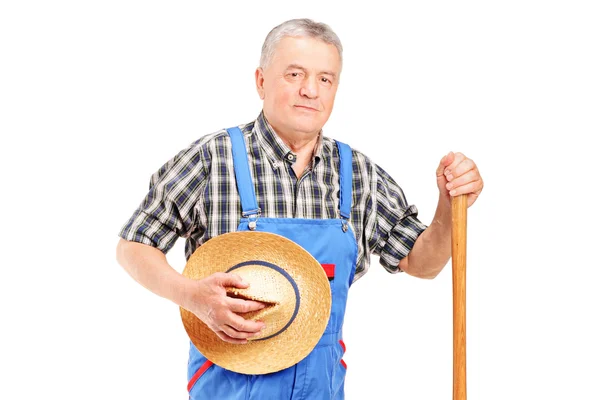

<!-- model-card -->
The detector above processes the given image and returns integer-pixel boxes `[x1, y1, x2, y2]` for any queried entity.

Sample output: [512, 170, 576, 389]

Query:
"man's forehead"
[275, 36, 338, 52]
[270, 37, 341, 71]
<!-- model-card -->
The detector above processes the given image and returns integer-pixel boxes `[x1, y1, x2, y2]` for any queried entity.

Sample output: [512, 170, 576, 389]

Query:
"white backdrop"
[1, 1, 599, 399]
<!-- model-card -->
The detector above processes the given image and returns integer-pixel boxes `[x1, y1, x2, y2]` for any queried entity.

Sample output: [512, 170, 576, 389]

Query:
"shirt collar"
[253, 111, 323, 169]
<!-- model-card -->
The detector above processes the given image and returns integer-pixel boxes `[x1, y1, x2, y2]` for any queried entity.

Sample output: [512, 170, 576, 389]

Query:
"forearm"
[116, 238, 194, 308]
[399, 196, 452, 279]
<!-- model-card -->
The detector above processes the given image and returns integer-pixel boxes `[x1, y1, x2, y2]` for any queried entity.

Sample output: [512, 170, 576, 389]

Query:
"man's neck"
[262, 113, 321, 178]
[276, 130, 319, 179]
[282, 134, 319, 155]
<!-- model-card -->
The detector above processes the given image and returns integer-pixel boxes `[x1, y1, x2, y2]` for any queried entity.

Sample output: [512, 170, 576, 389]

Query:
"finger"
[446, 170, 479, 192]
[215, 330, 248, 344]
[436, 151, 455, 177]
[227, 312, 266, 334]
[227, 297, 267, 313]
[446, 158, 476, 181]
[213, 272, 249, 289]
[444, 153, 466, 180]
[219, 324, 262, 340]
[447, 179, 483, 197]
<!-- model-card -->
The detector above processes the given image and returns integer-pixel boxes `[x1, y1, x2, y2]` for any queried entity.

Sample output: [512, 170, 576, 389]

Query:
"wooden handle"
[452, 194, 468, 400]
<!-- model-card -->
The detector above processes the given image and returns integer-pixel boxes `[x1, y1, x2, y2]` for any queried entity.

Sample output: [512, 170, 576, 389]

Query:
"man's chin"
[292, 122, 323, 136]
[292, 115, 327, 133]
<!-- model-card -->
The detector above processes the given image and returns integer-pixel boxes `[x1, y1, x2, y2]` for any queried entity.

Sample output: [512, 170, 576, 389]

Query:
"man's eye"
[321, 77, 330, 83]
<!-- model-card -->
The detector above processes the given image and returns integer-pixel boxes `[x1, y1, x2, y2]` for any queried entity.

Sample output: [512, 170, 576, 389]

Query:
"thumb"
[436, 151, 454, 177]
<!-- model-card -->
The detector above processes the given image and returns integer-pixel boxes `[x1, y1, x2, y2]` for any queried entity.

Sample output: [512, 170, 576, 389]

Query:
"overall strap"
[335, 140, 353, 220]
[227, 127, 260, 217]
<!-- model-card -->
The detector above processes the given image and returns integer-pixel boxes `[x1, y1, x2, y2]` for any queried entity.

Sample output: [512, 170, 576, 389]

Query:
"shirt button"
[287, 154, 294, 161]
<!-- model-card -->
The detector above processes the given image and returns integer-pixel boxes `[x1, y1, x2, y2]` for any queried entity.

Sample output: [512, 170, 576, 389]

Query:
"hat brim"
[180, 231, 332, 375]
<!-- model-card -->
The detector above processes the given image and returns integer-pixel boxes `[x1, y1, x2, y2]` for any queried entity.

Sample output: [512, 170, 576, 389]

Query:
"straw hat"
[180, 231, 332, 375]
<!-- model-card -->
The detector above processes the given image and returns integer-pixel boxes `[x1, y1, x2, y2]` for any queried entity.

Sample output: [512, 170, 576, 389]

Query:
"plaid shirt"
[119, 112, 427, 281]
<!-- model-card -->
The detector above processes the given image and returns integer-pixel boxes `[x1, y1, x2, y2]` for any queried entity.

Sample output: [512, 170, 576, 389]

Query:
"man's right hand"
[183, 272, 267, 344]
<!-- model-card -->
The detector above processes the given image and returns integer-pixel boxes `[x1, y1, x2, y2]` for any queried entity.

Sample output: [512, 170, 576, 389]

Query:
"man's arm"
[400, 151, 483, 279]
[116, 239, 266, 343]
[116, 142, 266, 343]
[116, 239, 194, 307]
[399, 196, 451, 279]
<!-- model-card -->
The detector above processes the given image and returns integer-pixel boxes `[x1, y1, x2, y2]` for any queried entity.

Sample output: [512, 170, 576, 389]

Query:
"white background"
[1, 1, 599, 399]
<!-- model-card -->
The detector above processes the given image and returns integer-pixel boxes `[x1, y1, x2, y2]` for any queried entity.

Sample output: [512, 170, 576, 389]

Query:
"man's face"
[256, 36, 341, 139]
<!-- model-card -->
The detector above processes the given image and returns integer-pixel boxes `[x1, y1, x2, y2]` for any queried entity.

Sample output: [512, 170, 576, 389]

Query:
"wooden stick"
[452, 194, 468, 400]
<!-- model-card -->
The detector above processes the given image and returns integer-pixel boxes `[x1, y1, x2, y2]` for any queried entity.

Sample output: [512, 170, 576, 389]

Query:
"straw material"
[180, 231, 332, 375]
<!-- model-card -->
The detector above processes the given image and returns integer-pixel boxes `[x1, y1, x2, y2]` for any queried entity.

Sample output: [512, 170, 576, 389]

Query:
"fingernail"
[450, 190, 456, 196]
[446, 174, 453, 181]
[446, 182, 453, 190]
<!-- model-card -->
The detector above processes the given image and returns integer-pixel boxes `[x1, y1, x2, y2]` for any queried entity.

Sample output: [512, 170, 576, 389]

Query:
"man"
[116, 18, 483, 399]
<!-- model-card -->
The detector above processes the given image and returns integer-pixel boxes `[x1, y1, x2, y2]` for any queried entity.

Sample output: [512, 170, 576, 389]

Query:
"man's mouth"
[294, 105, 319, 112]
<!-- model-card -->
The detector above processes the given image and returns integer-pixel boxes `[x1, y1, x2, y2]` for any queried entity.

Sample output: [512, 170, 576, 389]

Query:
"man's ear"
[255, 68, 265, 100]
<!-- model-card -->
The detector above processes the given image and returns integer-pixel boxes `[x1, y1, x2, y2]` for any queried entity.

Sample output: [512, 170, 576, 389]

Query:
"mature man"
[117, 18, 483, 399]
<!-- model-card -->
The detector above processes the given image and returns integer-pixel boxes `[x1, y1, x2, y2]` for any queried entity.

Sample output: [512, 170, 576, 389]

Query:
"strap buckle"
[243, 208, 261, 231]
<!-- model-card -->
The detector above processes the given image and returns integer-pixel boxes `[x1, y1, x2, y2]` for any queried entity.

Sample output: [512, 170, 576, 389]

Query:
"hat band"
[227, 260, 300, 341]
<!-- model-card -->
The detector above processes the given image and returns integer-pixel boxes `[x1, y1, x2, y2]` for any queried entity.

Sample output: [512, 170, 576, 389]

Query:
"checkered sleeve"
[371, 165, 428, 273]
[118, 144, 207, 253]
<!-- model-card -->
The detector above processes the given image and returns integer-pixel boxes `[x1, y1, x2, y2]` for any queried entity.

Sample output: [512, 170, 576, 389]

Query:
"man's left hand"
[436, 151, 484, 208]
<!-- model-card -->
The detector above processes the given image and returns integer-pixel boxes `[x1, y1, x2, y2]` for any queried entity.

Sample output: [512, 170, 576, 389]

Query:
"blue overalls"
[187, 127, 358, 400]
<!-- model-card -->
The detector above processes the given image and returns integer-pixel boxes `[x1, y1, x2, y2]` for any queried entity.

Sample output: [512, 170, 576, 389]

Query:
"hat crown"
[227, 262, 300, 340]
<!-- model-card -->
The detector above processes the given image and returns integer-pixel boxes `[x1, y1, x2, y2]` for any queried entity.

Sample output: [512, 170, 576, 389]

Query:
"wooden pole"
[452, 194, 468, 400]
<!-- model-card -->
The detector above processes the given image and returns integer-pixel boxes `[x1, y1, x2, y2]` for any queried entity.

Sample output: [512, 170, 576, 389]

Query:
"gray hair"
[259, 18, 343, 69]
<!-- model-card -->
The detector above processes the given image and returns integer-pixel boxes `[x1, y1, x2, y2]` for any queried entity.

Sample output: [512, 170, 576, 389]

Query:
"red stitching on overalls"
[339, 339, 347, 368]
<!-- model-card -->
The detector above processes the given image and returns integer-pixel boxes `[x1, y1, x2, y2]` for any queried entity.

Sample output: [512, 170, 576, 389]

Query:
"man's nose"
[299, 78, 318, 99]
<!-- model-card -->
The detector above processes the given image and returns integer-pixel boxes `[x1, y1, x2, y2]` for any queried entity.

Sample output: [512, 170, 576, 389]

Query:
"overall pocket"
[187, 359, 213, 393]
[188, 361, 248, 399]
